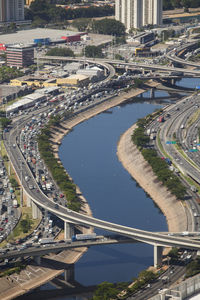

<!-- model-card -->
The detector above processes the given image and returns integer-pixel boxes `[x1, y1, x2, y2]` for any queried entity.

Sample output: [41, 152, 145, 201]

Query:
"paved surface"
[0, 248, 87, 300]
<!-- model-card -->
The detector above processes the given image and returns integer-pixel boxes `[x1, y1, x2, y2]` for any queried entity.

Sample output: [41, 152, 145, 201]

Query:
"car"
[59, 194, 64, 198]
[55, 204, 59, 209]
[0, 228, 3, 231]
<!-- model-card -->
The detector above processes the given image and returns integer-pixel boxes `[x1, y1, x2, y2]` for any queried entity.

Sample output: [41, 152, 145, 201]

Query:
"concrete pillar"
[32, 201, 41, 219]
[26, 195, 31, 207]
[104, 68, 107, 76]
[34, 256, 41, 265]
[64, 222, 74, 240]
[154, 245, 163, 268]
[171, 78, 175, 85]
[64, 264, 74, 282]
[150, 88, 155, 99]
[142, 69, 145, 75]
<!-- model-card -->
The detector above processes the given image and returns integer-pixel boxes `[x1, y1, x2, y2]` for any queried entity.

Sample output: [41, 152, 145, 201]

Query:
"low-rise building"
[57, 74, 89, 87]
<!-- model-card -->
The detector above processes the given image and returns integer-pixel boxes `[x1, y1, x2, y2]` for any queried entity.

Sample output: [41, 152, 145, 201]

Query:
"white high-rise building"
[115, 0, 162, 30]
[0, 0, 24, 23]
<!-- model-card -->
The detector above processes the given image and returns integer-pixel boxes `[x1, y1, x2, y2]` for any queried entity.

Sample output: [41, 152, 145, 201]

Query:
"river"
[23, 78, 198, 300]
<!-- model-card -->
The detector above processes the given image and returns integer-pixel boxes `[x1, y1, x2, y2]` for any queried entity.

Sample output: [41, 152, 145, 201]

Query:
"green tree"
[92, 19, 125, 36]
[93, 282, 118, 300]
[84, 45, 103, 58]
[46, 47, 74, 57]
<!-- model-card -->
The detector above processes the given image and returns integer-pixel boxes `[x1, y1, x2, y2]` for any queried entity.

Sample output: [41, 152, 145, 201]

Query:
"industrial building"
[56, 74, 89, 87]
[76, 67, 104, 81]
[0, 0, 24, 23]
[115, 0, 162, 30]
[6, 44, 34, 68]
[6, 92, 46, 115]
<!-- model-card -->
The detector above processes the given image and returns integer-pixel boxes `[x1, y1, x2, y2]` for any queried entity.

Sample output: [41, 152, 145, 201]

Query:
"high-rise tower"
[115, 0, 162, 30]
[0, 0, 24, 23]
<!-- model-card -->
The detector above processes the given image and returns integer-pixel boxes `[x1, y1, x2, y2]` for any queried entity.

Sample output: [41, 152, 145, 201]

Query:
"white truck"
[38, 238, 55, 245]
[46, 183, 52, 191]
[72, 233, 97, 241]
[13, 199, 18, 208]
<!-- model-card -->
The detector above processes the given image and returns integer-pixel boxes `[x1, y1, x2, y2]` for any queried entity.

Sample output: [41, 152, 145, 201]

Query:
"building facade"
[6, 45, 34, 68]
[0, 0, 24, 23]
[115, 0, 162, 30]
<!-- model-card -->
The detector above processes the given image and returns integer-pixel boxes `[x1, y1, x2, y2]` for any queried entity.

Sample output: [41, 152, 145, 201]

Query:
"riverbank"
[117, 124, 188, 233]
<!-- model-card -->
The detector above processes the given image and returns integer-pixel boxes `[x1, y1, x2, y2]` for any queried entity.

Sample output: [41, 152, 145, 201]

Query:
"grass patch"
[186, 109, 200, 128]
[0, 207, 40, 247]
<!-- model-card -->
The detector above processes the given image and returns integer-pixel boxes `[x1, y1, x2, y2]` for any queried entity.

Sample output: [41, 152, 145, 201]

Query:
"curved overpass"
[165, 41, 200, 68]
[39, 56, 115, 83]
[4, 109, 200, 252]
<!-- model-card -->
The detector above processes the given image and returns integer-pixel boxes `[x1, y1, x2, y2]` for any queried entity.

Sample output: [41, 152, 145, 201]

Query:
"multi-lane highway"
[3, 92, 200, 253]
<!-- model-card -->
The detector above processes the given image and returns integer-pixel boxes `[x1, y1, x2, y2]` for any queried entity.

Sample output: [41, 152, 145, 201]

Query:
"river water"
[21, 78, 199, 300]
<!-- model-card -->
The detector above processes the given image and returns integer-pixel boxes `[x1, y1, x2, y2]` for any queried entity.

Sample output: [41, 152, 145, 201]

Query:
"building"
[6, 44, 34, 68]
[0, 0, 24, 23]
[115, 0, 162, 30]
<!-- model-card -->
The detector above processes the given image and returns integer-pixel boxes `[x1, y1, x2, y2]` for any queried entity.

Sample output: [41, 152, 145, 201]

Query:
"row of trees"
[163, 0, 200, 10]
[72, 18, 126, 37]
[92, 270, 156, 299]
[132, 116, 186, 200]
[37, 115, 81, 212]
[25, 0, 114, 24]
[46, 47, 75, 57]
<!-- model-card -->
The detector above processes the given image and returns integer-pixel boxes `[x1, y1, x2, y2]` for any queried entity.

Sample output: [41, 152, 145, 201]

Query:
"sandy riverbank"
[117, 124, 188, 233]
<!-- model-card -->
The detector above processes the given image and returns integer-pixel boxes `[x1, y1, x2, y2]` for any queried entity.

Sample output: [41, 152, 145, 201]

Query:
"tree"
[84, 45, 103, 58]
[0, 117, 11, 129]
[46, 47, 74, 57]
[72, 18, 90, 31]
[93, 282, 118, 300]
[92, 19, 125, 36]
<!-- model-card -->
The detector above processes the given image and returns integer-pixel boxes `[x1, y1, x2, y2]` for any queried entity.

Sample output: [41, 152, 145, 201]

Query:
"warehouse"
[6, 92, 46, 114]
[57, 74, 89, 87]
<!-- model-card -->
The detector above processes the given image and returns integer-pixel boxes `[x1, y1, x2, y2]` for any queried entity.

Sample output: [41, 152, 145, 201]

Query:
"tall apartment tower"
[0, 0, 24, 23]
[115, 0, 162, 30]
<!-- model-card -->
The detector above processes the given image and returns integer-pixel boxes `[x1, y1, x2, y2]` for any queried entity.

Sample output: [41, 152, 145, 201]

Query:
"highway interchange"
[2, 39, 200, 298]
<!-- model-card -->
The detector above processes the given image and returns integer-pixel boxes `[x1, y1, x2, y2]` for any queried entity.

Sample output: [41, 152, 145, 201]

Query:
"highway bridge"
[4, 96, 200, 268]
[40, 55, 200, 77]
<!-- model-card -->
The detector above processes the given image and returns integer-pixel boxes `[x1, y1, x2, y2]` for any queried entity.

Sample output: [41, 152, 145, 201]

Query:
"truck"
[3, 180, 8, 188]
[12, 199, 18, 208]
[46, 183, 52, 191]
[158, 116, 164, 123]
[147, 129, 151, 136]
[38, 238, 55, 245]
[72, 233, 97, 242]
[150, 133, 156, 140]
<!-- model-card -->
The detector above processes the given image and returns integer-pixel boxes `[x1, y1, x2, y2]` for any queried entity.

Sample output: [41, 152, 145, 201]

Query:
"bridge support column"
[154, 245, 163, 268]
[64, 222, 74, 240]
[26, 195, 31, 207]
[104, 68, 107, 76]
[64, 264, 74, 282]
[142, 69, 145, 75]
[171, 78, 175, 85]
[150, 88, 155, 99]
[34, 256, 41, 265]
[31, 201, 41, 219]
